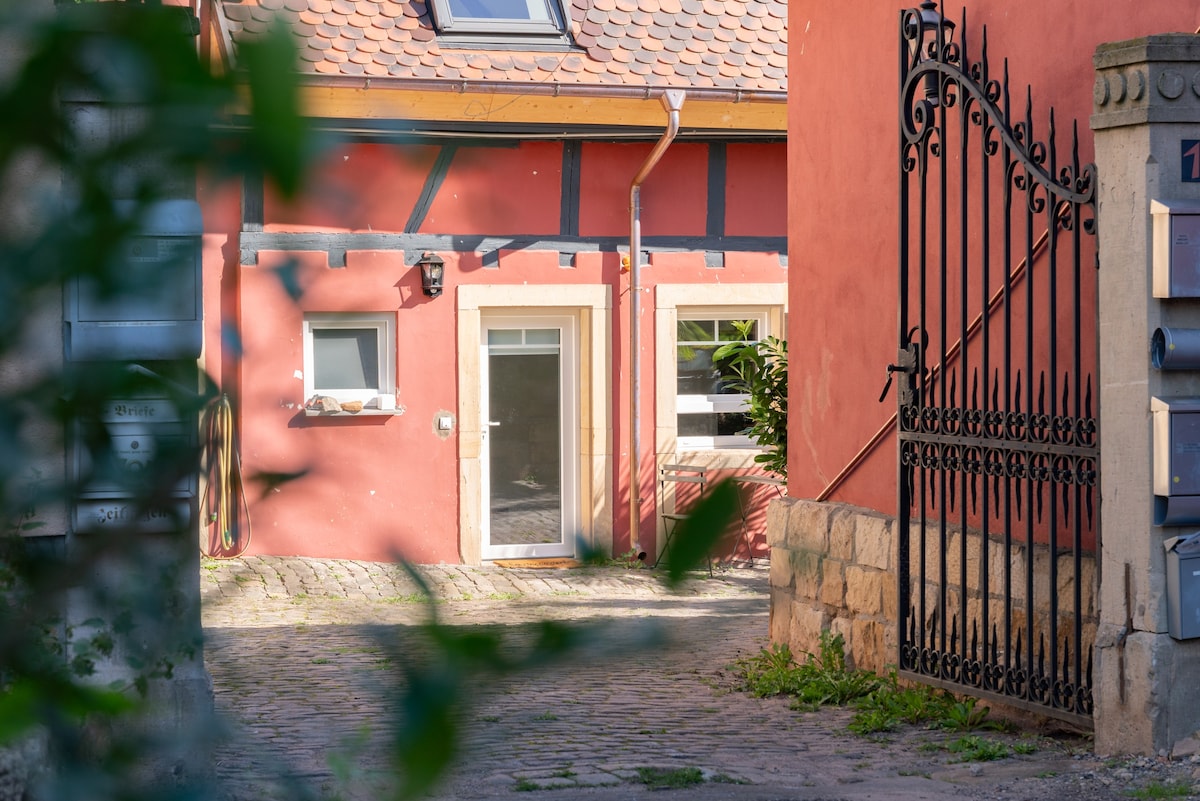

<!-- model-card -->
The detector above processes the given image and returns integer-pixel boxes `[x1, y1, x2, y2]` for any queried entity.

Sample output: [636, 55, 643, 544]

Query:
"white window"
[675, 310, 769, 450]
[302, 313, 395, 407]
[428, 0, 566, 37]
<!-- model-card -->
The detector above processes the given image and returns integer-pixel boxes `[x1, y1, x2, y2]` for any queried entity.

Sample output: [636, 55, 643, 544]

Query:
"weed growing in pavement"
[945, 735, 1011, 762]
[734, 636, 1022, 752]
[512, 778, 541, 792]
[533, 711, 558, 721]
[635, 767, 705, 789]
[1012, 739, 1039, 755]
[733, 633, 882, 709]
[381, 593, 438, 604]
[1125, 781, 1197, 799]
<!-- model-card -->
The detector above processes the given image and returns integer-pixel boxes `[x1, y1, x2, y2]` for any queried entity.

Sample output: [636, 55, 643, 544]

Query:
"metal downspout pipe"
[628, 89, 684, 556]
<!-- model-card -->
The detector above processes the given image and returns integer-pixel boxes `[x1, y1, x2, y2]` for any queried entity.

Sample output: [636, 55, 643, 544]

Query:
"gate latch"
[879, 343, 919, 405]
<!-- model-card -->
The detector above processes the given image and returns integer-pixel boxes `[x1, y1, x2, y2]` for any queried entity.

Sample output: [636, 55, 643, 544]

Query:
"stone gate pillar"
[1092, 34, 1200, 757]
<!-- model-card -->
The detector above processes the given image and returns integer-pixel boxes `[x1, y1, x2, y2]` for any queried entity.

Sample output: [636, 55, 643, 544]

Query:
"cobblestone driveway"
[201, 557, 1199, 801]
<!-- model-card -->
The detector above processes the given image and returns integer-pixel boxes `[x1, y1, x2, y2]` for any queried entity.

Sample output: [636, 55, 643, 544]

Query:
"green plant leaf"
[663, 478, 740, 585]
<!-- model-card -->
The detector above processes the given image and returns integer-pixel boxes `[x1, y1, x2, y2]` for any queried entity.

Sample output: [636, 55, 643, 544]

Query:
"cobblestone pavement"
[201, 557, 1200, 801]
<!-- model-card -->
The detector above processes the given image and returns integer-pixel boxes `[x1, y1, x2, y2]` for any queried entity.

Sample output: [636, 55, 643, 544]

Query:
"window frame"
[427, 0, 567, 38]
[302, 313, 396, 410]
[674, 308, 770, 451]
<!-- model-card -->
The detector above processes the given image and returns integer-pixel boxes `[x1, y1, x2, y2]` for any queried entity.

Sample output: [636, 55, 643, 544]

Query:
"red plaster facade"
[786, 1, 1197, 516]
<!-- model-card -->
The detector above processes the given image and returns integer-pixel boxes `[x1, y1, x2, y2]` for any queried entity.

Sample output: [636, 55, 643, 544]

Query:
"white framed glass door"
[480, 314, 578, 560]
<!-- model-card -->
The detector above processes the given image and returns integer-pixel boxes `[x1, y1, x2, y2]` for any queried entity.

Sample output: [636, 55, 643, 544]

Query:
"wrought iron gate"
[893, 3, 1098, 727]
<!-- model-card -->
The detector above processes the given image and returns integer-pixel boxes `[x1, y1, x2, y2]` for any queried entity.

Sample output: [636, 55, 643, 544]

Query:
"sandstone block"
[765, 497, 795, 548]
[829, 508, 855, 561]
[855, 512, 893, 571]
[819, 558, 846, 607]
[786, 499, 831, 553]
[845, 565, 884, 616]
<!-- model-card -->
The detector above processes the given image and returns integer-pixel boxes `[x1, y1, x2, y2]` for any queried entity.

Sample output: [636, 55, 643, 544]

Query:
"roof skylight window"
[429, 0, 567, 38]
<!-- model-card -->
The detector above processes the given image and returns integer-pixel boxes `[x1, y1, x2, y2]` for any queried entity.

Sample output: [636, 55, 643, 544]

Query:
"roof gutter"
[628, 88, 684, 558]
[288, 74, 785, 106]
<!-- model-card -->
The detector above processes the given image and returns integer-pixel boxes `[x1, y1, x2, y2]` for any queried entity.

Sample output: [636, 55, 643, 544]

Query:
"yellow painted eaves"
[268, 78, 786, 134]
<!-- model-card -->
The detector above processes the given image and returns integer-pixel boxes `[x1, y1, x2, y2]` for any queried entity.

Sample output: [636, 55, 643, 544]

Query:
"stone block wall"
[767, 498, 898, 672]
[768, 497, 1098, 677]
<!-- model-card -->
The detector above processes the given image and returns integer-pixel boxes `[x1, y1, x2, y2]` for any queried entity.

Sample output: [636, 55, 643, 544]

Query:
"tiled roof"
[215, 0, 787, 94]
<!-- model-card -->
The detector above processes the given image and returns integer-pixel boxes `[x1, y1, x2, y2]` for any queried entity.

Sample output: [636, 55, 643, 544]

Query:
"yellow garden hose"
[201, 394, 251, 558]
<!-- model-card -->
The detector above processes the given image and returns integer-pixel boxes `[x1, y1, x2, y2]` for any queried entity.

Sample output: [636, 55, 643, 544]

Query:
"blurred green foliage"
[0, 4, 738, 800]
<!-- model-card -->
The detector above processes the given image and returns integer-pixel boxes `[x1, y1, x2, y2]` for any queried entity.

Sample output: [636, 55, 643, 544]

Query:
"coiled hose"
[201, 394, 251, 558]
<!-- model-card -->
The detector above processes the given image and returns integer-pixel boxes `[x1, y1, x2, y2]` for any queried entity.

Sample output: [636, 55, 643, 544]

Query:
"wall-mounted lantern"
[905, 1, 955, 103]
[417, 251, 444, 298]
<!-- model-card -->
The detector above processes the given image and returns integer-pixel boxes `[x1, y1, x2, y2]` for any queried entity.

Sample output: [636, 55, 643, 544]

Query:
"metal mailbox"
[1152, 199, 1200, 298]
[1164, 532, 1200, 640]
[71, 396, 196, 534]
[64, 199, 203, 361]
[1152, 396, 1200, 525]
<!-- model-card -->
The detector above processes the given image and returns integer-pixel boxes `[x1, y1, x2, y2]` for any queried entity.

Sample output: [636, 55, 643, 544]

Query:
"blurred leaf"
[664, 478, 740, 585]
[237, 23, 310, 198]
[393, 670, 460, 800]
[0, 682, 39, 744]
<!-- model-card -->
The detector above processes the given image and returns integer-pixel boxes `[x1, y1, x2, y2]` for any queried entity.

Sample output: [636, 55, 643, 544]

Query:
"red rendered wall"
[578, 142, 709, 237]
[787, 0, 1197, 513]
[264, 144, 442, 233]
[205, 138, 786, 562]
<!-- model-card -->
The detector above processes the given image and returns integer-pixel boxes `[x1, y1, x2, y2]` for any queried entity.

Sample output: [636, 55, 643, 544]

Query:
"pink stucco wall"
[786, 1, 1197, 513]
[202, 138, 787, 562]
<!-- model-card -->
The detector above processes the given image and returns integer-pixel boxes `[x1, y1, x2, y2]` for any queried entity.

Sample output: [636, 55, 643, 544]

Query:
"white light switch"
[437, 415, 453, 430]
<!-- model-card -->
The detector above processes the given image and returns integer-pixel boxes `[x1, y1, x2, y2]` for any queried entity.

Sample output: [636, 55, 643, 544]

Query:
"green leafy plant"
[1125, 780, 1197, 799]
[944, 735, 1011, 762]
[938, 696, 1003, 732]
[846, 680, 946, 736]
[734, 632, 882, 710]
[712, 320, 788, 478]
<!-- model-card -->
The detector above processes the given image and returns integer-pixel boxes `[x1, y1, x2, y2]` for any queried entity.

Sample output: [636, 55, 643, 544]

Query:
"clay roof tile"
[218, 0, 786, 94]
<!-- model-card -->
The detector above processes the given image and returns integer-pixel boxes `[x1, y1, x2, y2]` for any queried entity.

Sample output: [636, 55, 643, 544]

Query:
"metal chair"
[730, 474, 786, 566]
[655, 463, 709, 573]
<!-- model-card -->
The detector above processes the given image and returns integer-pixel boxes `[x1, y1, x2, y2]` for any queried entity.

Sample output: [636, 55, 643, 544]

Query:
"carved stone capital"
[1092, 34, 1200, 130]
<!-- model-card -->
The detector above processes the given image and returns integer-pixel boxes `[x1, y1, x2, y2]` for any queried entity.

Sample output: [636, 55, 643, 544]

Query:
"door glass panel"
[487, 329, 562, 547]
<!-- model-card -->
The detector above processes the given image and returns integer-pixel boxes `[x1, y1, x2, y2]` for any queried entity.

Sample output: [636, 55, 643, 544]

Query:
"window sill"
[304, 409, 404, 418]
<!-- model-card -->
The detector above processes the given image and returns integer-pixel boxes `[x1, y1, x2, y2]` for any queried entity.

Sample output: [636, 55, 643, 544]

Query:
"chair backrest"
[658, 463, 708, 518]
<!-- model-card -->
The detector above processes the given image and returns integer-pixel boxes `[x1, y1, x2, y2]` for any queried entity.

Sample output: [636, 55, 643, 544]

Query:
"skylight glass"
[430, 0, 565, 36]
